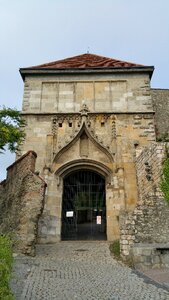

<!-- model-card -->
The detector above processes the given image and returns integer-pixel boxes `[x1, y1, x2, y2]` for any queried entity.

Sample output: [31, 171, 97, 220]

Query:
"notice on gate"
[66, 211, 74, 217]
[96, 216, 101, 224]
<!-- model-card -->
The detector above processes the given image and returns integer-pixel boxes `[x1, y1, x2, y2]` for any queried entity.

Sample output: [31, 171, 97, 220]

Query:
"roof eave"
[19, 66, 154, 81]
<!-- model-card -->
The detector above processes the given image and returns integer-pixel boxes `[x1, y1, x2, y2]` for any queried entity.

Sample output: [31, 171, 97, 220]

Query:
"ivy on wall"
[160, 157, 169, 204]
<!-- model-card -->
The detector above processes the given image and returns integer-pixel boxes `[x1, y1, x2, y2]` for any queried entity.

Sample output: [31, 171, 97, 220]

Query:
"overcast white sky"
[0, 0, 169, 180]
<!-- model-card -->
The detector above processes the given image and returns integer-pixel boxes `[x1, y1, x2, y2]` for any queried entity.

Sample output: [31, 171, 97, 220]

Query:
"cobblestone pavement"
[11, 242, 169, 300]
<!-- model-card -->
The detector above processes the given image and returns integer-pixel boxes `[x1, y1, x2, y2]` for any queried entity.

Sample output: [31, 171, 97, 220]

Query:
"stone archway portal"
[61, 170, 107, 240]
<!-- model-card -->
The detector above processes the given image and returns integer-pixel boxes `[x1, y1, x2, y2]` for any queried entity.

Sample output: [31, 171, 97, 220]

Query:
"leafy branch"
[0, 106, 25, 153]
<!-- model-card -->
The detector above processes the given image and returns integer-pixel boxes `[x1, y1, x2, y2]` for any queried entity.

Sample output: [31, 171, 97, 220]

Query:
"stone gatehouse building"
[1, 53, 169, 258]
[19, 53, 157, 242]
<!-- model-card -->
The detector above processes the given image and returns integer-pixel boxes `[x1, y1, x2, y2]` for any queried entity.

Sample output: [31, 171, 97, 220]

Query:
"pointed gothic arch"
[53, 122, 113, 164]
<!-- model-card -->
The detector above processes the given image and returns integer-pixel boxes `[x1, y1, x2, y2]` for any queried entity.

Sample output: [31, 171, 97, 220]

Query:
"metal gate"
[61, 170, 106, 240]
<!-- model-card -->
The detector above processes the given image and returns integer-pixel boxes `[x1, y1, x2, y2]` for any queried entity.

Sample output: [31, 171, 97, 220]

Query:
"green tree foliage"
[0, 107, 25, 153]
[160, 158, 169, 204]
[0, 235, 14, 299]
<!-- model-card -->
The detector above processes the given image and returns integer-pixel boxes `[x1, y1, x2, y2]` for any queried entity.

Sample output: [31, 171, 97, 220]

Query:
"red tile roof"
[28, 53, 144, 69]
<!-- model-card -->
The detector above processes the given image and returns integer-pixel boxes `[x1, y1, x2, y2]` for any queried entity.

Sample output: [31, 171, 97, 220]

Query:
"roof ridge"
[29, 53, 112, 68]
[25, 53, 145, 69]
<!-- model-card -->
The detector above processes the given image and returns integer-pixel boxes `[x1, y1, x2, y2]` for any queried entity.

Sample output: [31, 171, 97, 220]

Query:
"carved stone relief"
[111, 115, 116, 139]
[50, 104, 116, 159]
[52, 116, 58, 136]
[80, 132, 89, 157]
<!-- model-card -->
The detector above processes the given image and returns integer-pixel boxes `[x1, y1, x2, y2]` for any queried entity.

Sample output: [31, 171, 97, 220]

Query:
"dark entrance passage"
[61, 170, 106, 240]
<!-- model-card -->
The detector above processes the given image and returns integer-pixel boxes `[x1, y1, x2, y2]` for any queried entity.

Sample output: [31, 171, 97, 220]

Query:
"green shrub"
[0, 235, 14, 299]
[160, 158, 169, 204]
[109, 240, 120, 257]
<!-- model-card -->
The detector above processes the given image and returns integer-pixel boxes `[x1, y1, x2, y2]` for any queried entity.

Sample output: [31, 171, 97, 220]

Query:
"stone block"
[161, 253, 169, 264]
[152, 255, 160, 264]
[121, 240, 129, 245]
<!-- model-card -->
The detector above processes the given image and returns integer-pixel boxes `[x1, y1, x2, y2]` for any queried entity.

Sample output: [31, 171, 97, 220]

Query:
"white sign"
[66, 211, 74, 217]
[96, 216, 101, 224]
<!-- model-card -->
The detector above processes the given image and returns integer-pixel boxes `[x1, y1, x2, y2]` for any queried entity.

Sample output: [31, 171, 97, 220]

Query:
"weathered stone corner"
[0, 151, 47, 256]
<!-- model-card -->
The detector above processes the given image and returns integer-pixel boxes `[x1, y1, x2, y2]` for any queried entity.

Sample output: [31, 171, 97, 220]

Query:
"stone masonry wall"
[151, 89, 169, 139]
[22, 73, 152, 114]
[120, 142, 169, 257]
[0, 151, 46, 255]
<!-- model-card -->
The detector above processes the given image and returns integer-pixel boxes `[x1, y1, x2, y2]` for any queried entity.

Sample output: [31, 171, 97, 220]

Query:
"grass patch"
[109, 240, 134, 268]
[109, 240, 120, 258]
[0, 235, 14, 299]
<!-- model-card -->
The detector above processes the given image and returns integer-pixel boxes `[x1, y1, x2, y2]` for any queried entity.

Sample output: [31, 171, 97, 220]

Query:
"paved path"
[11, 242, 169, 300]
[142, 268, 169, 289]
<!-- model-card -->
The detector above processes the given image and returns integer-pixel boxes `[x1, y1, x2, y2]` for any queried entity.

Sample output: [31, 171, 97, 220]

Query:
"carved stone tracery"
[52, 116, 58, 135]
[112, 117, 116, 139]
[50, 104, 116, 159]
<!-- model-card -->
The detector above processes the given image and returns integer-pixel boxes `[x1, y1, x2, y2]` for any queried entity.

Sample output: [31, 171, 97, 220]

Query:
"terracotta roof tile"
[28, 53, 144, 69]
